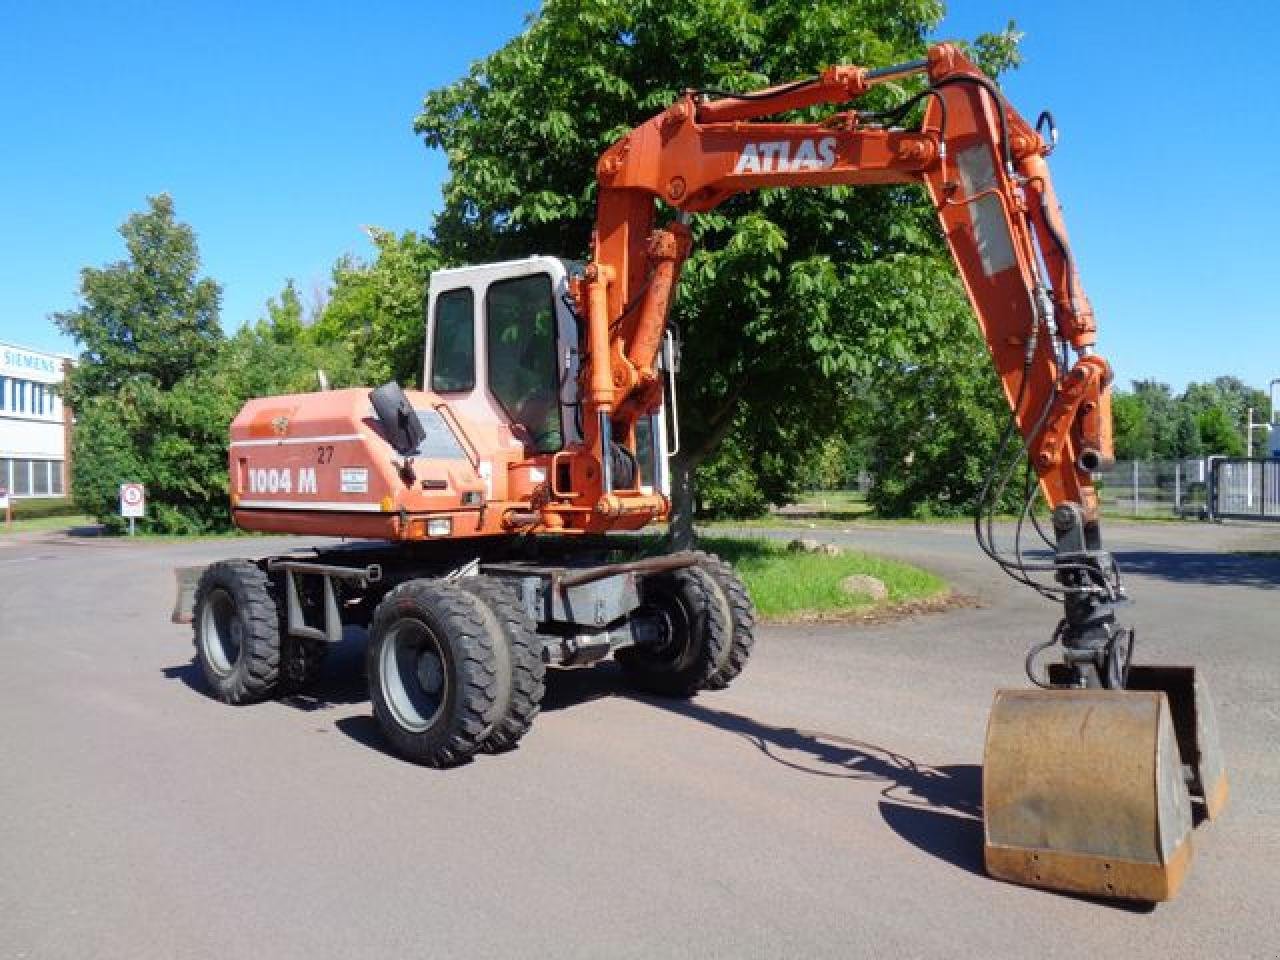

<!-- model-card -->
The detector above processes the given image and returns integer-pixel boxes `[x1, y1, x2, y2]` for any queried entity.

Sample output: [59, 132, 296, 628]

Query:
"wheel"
[366, 580, 505, 766]
[616, 565, 729, 697]
[692, 550, 757, 690]
[192, 560, 282, 704]
[457, 577, 546, 753]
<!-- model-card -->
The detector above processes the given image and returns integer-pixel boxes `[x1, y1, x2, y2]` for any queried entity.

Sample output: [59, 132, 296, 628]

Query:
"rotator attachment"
[981, 505, 1227, 902]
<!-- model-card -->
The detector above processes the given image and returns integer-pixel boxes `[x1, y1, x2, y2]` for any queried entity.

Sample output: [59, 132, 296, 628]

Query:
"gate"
[1211, 458, 1280, 521]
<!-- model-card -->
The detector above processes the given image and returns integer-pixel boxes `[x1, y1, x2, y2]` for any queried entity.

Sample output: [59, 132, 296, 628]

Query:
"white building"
[0, 342, 71, 498]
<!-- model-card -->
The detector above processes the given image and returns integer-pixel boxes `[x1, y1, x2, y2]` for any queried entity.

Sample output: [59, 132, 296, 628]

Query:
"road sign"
[120, 482, 146, 519]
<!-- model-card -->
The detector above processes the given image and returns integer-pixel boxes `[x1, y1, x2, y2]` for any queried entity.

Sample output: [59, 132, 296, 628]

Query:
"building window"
[51, 462, 64, 495]
[12, 459, 30, 495]
[15, 380, 26, 413]
[0, 376, 6, 411]
[0, 458, 9, 493]
[32, 460, 49, 496]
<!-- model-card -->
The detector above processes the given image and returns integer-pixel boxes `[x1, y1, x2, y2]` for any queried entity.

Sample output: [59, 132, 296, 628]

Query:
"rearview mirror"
[369, 382, 426, 456]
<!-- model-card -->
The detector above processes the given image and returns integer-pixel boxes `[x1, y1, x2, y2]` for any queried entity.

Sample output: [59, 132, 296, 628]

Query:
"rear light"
[426, 517, 453, 537]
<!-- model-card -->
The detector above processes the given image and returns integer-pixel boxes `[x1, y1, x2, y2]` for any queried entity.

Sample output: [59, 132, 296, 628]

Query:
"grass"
[0, 513, 94, 535]
[702, 489, 1194, 531]
[616, 534, 949, 621]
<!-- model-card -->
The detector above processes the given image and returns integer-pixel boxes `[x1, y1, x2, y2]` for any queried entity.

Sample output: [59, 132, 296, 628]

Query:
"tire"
[192, 560, 282, 704]
[616, 565, 729, 698]
[366, 579, 505, 767]
[457, 577, 546, 753]
[693, 551, 757, 691]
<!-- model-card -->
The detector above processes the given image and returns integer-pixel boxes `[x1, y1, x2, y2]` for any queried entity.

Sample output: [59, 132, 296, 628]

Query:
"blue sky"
[1, 1, 1275, 393]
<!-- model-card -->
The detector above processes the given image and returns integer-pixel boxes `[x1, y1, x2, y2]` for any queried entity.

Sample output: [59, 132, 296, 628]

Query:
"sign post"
[119, 482, 145, 535]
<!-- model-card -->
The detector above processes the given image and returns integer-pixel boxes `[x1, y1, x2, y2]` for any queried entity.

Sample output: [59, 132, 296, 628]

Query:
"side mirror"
[369, 382, 426, 456]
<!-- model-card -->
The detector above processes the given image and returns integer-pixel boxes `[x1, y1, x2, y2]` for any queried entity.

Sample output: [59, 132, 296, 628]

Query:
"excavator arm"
[579, 43, 1108, 525]
[571, 42, 1226, 903]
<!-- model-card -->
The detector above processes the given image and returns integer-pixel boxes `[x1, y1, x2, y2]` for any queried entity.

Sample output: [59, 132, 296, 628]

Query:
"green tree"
[1131, 380, 1178, 459]
[1111, 390, 1154, 460]
[69, 399, 145, 534]
[311, 228, 440, 386]
[61, 202, 364, 532]
[859, 278, 1011, 517]
[1197, 405, 1246, 457]
[262, 278, 306, 345]
[413, 0, 1019, 535]
[1172, 407, 1203, 458]
[53, 193, 223, 410]
[1182, 376, 1267, 454]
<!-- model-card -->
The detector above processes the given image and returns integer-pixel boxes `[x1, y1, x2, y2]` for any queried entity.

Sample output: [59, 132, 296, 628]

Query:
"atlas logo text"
[734, 137, 837, 174]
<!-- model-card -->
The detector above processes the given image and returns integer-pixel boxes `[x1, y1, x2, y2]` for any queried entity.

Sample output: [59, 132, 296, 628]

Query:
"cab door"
[424, 256, 583, 456]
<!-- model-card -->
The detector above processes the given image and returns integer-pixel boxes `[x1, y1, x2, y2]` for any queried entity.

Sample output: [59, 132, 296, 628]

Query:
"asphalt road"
[1, 520, 1276, 959]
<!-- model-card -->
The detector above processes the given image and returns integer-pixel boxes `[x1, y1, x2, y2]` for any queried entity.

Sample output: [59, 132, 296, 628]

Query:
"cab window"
[430, 288, 475, 393]
[486, 274, 562, 453]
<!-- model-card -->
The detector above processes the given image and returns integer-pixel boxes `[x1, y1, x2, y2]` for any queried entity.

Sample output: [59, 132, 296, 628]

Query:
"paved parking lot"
[1, 521, 1276, 958]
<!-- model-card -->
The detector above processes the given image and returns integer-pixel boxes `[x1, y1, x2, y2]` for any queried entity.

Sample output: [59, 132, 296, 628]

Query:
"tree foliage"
[54, 194, 223, 411]
[61, 199, 359, 532]
[413, 0, 1021, 522]
[310, 228, 440, 386]
[1110, 376, 1262, 460]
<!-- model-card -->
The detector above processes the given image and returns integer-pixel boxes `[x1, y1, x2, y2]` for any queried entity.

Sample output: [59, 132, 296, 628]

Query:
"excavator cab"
[424, 255, 673, 495]
[425, 256, 582, 455]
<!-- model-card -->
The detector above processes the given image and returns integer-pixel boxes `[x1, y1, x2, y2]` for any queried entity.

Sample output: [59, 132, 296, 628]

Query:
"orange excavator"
[175, 44, 1225, 903]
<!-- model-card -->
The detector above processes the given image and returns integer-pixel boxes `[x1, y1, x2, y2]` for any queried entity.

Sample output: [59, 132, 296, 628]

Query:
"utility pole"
[1246, 406, 1269, 508]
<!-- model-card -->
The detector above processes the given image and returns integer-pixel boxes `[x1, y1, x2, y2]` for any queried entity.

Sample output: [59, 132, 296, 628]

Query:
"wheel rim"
[200, 588, 243, 676]
[635, 591, 695, 671]
[380, 618, 449, 734]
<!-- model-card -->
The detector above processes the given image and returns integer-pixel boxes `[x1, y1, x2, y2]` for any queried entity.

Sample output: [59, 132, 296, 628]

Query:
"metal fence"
[1211, 458, 1280, 521]
[1094, 459, 1212, 519]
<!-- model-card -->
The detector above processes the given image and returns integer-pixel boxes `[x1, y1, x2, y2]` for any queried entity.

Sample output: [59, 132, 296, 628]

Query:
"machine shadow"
[543, 665, 985, 877]
[1111, 549, 1280, 589]
[542, 666, 1155, 911]
[161, 626, 371, 710]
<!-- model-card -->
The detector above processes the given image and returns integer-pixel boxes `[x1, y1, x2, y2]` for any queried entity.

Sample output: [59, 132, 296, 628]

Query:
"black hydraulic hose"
[859, 88, 948, 140]
[931, 74, 1014, 174]
[858, 89, 949, 172]
[1037, 192, 1084, 320]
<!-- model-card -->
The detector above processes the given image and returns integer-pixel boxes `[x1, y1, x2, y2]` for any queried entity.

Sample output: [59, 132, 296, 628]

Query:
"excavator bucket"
[1126, 666, 1229, 820]
[982, 687, 1200, 902]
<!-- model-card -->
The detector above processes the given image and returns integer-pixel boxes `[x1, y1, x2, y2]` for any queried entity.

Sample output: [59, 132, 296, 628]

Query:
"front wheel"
[367, 580, 504, 767]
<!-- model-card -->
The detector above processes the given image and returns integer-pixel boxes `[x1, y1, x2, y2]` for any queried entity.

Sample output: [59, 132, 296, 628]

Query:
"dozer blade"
[983, 689, 1194, 902]
[1127, 665, 1229, 820]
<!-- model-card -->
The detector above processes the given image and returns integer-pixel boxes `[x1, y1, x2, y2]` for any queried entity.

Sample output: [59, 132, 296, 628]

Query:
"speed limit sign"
[120, 482, 146, 519]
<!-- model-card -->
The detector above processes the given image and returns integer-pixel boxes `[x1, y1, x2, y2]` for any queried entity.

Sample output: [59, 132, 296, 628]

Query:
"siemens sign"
[2, 349, 60, 378]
